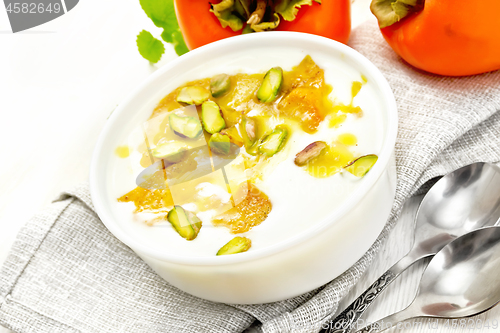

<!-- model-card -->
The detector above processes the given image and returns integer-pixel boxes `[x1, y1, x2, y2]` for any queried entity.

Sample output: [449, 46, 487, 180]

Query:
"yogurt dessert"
[112, 55, 383, 257]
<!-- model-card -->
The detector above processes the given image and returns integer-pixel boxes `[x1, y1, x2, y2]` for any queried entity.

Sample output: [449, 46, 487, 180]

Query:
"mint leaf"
[171, 30, 189, 56]
[139, 0, 188, 56]
[137, 30, 165, 63]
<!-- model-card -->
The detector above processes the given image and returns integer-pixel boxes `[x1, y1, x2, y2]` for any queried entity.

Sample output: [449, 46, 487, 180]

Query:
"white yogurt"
[109, 54, 384, 257]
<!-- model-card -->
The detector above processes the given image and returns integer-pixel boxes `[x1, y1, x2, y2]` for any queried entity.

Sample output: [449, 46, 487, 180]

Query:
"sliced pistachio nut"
[210, 74, 231, 98]
[344, 154, 378, 177]
[257, 67, 283, 103]
[151, 141, 188, 163]
[201, 101, 226, 134]
[241, 116, 257, 148]
[258, 127, 287, 156]
[294, 141, 327, 166]
[169, 113, 203, 139]
[244, 118, 256, 141]
[176, 86, 210, 105]
[220, 126, 244, 147]
[209, 133, 231, 155]
[245, 143, 259, 156]
[186, 210, 202, 235]
[216, 236, 252, 255]
[167, 206, 202, 240]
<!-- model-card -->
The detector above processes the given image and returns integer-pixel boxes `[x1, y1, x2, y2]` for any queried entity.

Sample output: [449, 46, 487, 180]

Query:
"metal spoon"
[323, 162, 500, 333]
[354, 226, 500, 333]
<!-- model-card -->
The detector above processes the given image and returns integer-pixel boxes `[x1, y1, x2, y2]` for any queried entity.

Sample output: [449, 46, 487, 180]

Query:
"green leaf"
[136, 30, 165, 63]
[275, 0, 314, 21]
[139, 0, 177, 36]
[139, 0, 189, 56]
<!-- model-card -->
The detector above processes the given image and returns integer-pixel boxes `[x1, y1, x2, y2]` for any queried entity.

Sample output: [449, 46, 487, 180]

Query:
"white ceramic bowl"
[90, 32, 398, 304]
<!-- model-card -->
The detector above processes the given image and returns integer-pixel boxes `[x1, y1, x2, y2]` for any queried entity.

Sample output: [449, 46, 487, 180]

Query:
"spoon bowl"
[324, 162, 500, 333]
[357, 226, 500, 332]
[412, 162, 500, 257]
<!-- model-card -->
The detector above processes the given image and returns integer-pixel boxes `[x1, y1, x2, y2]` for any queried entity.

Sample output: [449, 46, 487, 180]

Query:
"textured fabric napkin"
[1, 20, 500, 333]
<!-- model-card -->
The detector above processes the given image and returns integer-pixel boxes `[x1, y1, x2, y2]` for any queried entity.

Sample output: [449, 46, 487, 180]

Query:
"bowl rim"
[90, 31, 398, 266]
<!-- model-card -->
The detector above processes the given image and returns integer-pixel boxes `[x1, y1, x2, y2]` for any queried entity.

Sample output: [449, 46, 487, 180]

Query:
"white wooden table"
[1, 1, 498, 332]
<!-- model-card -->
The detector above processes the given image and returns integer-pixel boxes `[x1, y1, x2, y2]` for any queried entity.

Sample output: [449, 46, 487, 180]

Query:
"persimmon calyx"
[371, 0, 425, 28]
[247, 0, 267, 26]
[210, 0, 321, 33]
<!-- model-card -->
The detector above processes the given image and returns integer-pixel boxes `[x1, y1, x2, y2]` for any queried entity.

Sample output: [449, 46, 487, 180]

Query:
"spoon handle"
[320, 253, 423, 333]
[319, 270, 397, 333]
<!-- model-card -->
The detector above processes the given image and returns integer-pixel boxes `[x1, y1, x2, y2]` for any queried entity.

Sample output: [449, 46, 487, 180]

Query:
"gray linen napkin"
[1, 20, 500, 333]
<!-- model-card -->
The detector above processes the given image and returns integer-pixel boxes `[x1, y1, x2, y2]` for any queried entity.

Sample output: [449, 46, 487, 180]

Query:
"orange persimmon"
[174, 0, 351, 50]
[371, 0, 500, 76]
